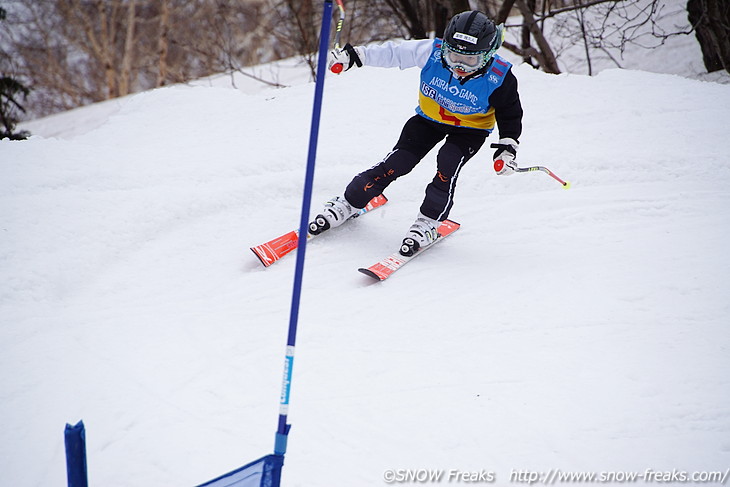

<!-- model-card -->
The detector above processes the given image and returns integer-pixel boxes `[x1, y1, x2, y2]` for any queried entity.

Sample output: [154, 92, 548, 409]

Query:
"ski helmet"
[442, 11, 503, 76]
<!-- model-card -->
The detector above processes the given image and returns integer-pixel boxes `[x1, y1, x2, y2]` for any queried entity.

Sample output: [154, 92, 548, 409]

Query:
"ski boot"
[308, 196, 357, 235]
[399, 213, 440, 256]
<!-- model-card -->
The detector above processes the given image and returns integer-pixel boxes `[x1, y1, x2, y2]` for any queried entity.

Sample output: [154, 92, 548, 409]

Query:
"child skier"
[310, 10, 523, 256]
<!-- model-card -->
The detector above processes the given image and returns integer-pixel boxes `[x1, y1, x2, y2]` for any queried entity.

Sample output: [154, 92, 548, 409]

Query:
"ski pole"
[515, 165, 571, 189]
[330, 0, 346, 73]
[495, 159, 571, 189]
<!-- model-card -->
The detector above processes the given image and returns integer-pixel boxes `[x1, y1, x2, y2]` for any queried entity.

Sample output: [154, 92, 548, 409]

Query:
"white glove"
[328, 43, 364, 73]
[491, 137, 519, 176]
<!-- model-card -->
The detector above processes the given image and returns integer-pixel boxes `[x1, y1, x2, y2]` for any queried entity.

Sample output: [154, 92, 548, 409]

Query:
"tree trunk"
[95, 0, 117, 98]
[434, 2, 449, 39]
[515, 0, 561, 73]
[384, 0, 428, 39]
[119, 0, 136, 96]
[434, 0, 471, 37]
[495, 0, 517, 24]
[687, 0, 730, 73]
[157, 0, 170, 87]
[521, 0, 536, 66]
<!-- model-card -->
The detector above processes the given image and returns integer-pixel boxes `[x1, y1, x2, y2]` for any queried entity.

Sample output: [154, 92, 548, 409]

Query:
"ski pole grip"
[493, 159, 504, 172]
[331, 63, 343, 74]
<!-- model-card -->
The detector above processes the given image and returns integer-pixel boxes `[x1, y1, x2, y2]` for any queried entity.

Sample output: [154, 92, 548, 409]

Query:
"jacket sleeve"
[360, 39, 433, 70]
[489, 69, 523, 141]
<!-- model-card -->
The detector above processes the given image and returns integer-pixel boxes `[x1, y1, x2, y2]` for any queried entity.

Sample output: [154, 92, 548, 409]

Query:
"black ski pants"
[344, 115, 488, 221]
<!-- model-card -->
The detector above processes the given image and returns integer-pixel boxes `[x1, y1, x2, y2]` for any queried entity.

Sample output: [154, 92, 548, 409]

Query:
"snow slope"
[3, 29, 730, 487]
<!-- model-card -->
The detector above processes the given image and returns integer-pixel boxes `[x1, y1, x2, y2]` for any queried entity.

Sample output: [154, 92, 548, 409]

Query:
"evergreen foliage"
[0, 7, 31, 140]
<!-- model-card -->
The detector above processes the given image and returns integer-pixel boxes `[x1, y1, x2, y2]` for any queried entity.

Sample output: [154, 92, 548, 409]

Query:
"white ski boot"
[400, 213, 440, 256]
[308, 196, 357, 235]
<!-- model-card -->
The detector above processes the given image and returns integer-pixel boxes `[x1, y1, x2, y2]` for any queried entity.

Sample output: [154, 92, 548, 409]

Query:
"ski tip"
[358, 268, 385, 281]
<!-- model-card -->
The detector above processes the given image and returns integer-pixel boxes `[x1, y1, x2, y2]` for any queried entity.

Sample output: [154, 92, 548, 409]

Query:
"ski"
[251, 195, 388, 267]
[358, 219, 461, 281]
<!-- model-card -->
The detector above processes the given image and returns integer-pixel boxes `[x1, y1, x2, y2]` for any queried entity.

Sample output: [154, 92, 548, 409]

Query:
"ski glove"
[328, 43, 364, 73]
[491, 137, 519, 176]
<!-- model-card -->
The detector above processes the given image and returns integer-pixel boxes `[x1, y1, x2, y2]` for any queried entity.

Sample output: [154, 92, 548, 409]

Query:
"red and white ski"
[358, 219, 461, 281]
[251, 195, 388, 267]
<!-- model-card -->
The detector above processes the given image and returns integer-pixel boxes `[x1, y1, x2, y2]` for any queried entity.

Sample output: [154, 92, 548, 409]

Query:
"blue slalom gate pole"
[64, 421, 88, 487]
[274, 0, 334, 462]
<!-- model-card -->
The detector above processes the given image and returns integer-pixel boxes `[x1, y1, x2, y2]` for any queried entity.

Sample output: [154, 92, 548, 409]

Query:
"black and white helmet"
[442, 11, 504, 76]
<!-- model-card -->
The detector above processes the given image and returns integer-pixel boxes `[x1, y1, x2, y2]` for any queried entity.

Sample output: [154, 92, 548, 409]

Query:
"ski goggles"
[442, 45, 489, 73]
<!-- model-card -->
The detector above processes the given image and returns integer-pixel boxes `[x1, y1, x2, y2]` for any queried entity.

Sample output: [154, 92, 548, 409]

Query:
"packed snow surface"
[2, 28, 730, 487]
